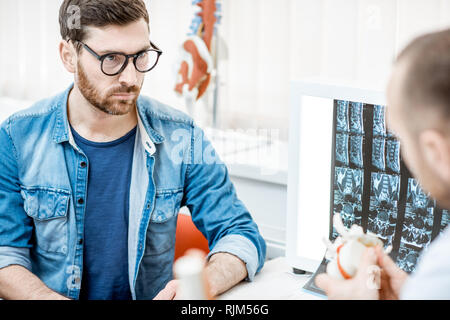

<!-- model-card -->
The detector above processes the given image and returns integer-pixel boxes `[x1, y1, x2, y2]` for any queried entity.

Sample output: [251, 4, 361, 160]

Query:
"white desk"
[218, 257, 324, 300]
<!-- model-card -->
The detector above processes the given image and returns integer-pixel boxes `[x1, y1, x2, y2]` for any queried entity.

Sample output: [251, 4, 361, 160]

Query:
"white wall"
[1, 0, 449, 134]
[230, 176, 287, 258]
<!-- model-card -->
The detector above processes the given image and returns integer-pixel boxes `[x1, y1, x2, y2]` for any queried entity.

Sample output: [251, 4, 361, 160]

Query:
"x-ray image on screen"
[386, 140, 401, 173]
[396, 243, 421, 273]
[335, 133, 349, 166]
[441, 210, 450, 232]
[349, 102, 364, 134]
[303, 98, 450, 296]
[328, 99, 448, 273]
[368, 173, 400, 247]
[372, 137, 386, 171]
[401, 179, 435, 247]
[350, 135, 364, 168]
[336, 100, 349, 132]
[332, 167, 363, 238]
[373, 105, 386, 136]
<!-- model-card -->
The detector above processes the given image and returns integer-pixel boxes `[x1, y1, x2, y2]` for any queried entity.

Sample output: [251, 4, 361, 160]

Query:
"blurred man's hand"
[153, 249, 210, 300]
[376, 246, 408, 300]
[153, 279, 180, 300]
[316, 246, 410, 300]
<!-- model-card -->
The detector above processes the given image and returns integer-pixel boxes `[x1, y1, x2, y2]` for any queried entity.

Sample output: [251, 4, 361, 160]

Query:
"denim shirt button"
[61, 246, 67, 254]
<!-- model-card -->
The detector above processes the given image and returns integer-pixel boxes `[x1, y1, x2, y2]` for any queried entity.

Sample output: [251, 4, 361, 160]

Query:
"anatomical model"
[174, 0, 219, 109]
[324, 214, 391, 280]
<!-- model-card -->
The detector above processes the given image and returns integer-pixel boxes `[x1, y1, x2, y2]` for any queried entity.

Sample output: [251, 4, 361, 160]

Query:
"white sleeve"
[400, 226, 450, 300]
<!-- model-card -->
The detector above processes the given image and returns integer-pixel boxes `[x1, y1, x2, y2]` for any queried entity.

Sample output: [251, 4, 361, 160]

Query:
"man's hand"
[315, 247, 381, 300]
[153, 249, 247, 300]
[315, 246, 410, 300]
[153, 279, 179, 300]
[376, 246, 408, 300]
[154, 249, 208, 300]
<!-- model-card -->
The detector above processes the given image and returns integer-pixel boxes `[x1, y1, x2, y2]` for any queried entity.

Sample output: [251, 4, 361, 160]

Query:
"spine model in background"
[174, 0, 222, 122]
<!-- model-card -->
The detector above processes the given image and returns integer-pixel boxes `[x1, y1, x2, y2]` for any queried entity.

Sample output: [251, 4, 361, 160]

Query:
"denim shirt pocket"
[20, 187, 70, 255]
[145, 189, 183, 255]
[136, 189, 184, 298]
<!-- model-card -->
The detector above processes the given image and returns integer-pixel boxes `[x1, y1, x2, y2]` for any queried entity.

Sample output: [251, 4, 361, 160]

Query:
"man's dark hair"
[396, 28, 450, 118]
[59, 0, 150, 50]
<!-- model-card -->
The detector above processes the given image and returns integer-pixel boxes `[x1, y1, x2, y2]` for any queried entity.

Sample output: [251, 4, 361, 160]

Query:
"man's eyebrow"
[97, 45, 151, 55]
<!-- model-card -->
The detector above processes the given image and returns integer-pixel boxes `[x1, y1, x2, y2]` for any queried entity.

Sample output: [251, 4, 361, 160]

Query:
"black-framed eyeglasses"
[73, 40, 163, 76]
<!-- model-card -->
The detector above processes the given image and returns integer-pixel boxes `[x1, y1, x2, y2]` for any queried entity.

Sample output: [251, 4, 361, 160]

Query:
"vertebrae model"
[324, 214, 390, 280]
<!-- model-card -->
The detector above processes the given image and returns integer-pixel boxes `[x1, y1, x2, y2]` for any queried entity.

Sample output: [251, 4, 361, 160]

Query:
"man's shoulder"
[409, 226, 450, 276]
[137, 95, 194, 127]
[400, 226, 450, 299]
[3, 91, 65, 129]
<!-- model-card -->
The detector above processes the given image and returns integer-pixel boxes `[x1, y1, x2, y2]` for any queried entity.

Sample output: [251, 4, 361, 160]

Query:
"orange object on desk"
[175, 213, 210, 261]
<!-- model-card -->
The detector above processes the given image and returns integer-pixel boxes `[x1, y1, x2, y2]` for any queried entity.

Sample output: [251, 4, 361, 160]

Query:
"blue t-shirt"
[71, 125, 137, 300]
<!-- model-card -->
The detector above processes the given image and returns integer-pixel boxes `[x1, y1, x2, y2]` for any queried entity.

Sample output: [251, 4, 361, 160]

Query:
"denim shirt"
[0, 84, 266, 300]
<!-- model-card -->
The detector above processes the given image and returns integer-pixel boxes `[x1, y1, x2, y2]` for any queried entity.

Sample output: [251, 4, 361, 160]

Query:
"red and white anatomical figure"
[174, 0, 218, 103]
[324, 214, 391, 280]
[174, 35, 214, 102]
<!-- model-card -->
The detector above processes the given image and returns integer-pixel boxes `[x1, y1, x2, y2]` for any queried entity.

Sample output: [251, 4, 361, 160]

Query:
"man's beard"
[76, 61, 141, 116]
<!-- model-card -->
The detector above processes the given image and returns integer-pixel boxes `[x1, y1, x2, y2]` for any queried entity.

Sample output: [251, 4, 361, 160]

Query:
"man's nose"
[118, 58, 138, 86]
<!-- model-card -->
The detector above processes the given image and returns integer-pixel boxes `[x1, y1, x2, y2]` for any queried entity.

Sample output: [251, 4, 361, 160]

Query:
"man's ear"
[59, 40, 77, 74]
[419, 129, 450, 183]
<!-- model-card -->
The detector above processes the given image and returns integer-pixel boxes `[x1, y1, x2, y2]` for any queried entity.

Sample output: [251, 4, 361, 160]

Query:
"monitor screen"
[286, 81, 450, 296]
[330, 100, 447, 269]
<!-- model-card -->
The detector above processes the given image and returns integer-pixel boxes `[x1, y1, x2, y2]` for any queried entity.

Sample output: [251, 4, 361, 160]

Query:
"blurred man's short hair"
[396, 28, 450, 119]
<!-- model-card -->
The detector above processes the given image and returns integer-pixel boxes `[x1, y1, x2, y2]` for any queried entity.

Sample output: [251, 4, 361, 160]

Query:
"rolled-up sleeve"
[182, 126, 266, 280]
[206, 234, 259, 281]
[0, 119, 33, 270]
[0, 247, 31, 271]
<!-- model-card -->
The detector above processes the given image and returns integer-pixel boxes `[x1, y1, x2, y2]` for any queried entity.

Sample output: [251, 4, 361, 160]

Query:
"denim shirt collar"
[52, 83, 164, 155]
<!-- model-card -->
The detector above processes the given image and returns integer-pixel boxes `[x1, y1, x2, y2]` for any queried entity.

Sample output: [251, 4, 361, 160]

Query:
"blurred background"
[0, 0, 449, 258]
[1, 0, 450, 136]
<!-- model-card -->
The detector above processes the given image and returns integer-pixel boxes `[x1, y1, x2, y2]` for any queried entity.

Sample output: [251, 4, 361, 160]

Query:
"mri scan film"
[330, 100, 447, 273]
[304, 99, 449, 296]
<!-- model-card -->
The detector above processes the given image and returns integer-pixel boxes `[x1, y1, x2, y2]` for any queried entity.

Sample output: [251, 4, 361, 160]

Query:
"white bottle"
[174, 254, 210, 300]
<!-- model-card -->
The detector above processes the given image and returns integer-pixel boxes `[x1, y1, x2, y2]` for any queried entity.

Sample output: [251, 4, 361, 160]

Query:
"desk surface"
[218, 257, 324, 300]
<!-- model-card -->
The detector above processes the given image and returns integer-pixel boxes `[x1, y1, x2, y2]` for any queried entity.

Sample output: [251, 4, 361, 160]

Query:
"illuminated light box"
[286, 80, 450, 295]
